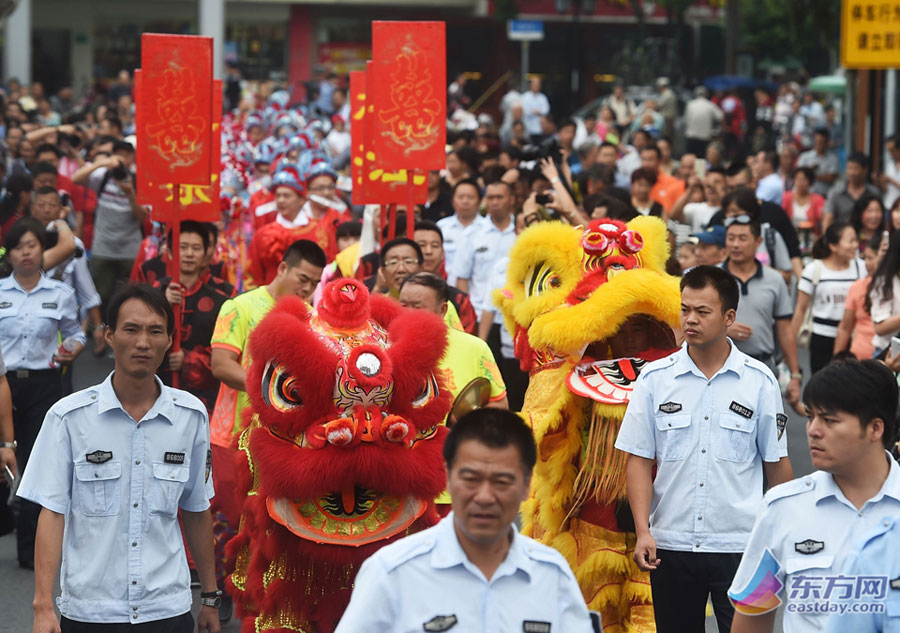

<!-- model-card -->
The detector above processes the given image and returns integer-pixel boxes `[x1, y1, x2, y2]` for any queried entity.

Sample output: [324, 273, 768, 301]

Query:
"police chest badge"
[423, 615, 457, 632]
[42, 302, 58, 309]
[523, 621, 551, 633]
[891, 577, 900, 590]
[164, 452, 186, 465]
[795, 539, 825, 555]
[658, 402, 682, 414]
[86, 450, 112, 464]
[776, 413, 787, 440]
[0, 301, 11, 309]
[729, 401, 754, 419]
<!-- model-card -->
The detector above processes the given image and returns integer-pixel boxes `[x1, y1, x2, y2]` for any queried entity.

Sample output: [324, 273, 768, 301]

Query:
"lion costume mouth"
[567, 314, 676, 405]
[267, 488, 427, 546]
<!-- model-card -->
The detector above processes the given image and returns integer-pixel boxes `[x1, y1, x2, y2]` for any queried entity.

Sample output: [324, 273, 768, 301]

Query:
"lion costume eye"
[412, 373, 439, 408]
[524, 262, 561, 298]
[262, 361, 303, 412]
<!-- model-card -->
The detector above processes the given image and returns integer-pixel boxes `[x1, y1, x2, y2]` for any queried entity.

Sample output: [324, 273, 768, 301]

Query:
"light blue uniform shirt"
[0, 273, 85, 370]
[825, 514, 900, 633]
[437, 214, 487, 287]
[615, 341, 788, 552]
[454, 216, 517, 314]
[17, 373, 214, 624]
[729, 457, 900, 633]
[47, 236, 102, 317]
[334, 513, 593, 633]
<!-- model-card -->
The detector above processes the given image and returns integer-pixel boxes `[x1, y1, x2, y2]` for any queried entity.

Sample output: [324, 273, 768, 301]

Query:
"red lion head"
[244, 278, 451, 548]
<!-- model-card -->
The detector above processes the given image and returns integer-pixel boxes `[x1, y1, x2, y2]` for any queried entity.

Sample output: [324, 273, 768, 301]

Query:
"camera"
[110, 162, 129, 181]
[535, 192, 553, 206]
[519, 137, 563, 164]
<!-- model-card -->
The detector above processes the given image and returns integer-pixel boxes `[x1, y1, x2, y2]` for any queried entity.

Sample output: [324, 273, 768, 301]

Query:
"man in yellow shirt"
[398, 272, 508, 411]
[399, 272, 508, 512]
[206, 239, 325, 620]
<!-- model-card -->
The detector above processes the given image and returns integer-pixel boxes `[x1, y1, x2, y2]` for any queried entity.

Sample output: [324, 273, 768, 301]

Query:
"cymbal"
[448, 377, 491, 426]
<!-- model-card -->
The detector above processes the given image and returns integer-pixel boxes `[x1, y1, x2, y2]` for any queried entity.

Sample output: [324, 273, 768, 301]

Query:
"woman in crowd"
[630, 168, 663, 217]
[594, 105, 617, 142]
[793, 222, 864, 374]
[0, 217, 85, 568]
[888, 198, 900, 235]
[781, 166, 824, 234]
[866, 231, 900, 357]
[443, 148, 476, 188]
[834, 234, 881, 360]
[850, 193, 887, 254]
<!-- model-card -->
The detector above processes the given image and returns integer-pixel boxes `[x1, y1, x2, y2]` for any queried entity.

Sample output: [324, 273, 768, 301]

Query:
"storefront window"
[226, 23, 286, 81]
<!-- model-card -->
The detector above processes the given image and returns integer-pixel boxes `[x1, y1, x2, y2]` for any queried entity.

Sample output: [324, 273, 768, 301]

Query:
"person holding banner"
[246, 166, 339, 288]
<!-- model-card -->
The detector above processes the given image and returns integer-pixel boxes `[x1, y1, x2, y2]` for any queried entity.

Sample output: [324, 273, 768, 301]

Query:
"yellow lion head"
[495, 216, 681, 387]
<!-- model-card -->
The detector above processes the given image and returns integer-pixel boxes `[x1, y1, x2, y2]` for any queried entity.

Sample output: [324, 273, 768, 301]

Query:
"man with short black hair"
[414, 221, 478, 335]
[721, 217, 801, 406]
[616, 265, 792, 633]
[823, 152, 882, 229]
[19, 283, 220, 633]
[437, 178, 486, 285]
[335, 408, 591, 633]
[640, 143, 685, 213]
[797, 127, 840, 197]
[73, 140, 146, 317]
[730, 359, 900, 633]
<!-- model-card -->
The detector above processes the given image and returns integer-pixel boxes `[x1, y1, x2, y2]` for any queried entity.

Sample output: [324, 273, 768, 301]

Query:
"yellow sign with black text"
[842, 0, 900, 68]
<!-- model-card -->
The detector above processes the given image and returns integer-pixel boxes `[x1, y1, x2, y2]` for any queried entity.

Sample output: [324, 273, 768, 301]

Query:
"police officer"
[824, 517, 900, 633]
[615, 265, 793, 633]
[334, 409, 594, 633]
[17, 284, 220, 633]
[0, 346, 17, 535]
[0, 217, 85, 568]
[729, 359, 900, 633]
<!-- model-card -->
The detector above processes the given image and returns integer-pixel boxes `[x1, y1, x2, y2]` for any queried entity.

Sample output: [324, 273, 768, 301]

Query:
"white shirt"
[868, 274, 900, 351]
[798, 259, 865, 338]
[682, 202, 720, 233]
[437, 214, 487, 287]
[885, 157, 900, 211]
[17, 373, 213, 624]
[728, 457, 900, 633]
[684, 97, 724, 141]
[454, 216, 517, 314]
[334, 513, 594, 633]
[615, 341, 787, 553]
[520, 90, 550, 136]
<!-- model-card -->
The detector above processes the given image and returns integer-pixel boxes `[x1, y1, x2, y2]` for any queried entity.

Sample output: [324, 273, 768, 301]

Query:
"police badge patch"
[729, 401, 754, 419]
[658, 402, 682, 414]
[776, 413, 787, 440]
[795, 539, 825, 555]
[86, 450, 113, 464]
[423, 615, 458, 632]
[891, 577, 900, 590]
[523, 621, 551, 633]
[205, 449, 212, 483]
[164, 452, 186, 465]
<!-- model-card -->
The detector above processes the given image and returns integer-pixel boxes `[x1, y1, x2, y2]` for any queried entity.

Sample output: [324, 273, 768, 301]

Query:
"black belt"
[9, 368, 59, 379]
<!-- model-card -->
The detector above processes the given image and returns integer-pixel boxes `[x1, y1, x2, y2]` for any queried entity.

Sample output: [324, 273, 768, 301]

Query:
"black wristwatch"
[200, 590, 222, 609]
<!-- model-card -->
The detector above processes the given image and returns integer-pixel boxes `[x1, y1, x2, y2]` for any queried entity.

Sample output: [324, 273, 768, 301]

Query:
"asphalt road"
[1, 347, 808, 632]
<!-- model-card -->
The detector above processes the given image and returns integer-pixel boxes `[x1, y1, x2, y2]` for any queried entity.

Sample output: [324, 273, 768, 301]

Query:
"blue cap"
[692, 224, 726, 247]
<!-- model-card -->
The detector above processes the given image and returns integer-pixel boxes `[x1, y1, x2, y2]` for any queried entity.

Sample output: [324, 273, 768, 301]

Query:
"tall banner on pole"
[371, 21, 446, 171]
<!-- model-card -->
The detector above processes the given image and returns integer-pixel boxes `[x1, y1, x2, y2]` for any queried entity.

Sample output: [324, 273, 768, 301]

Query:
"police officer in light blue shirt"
[335, 408, 593, 633]
[615, 265, 792, 633]
[824, 516, 900, 633]
[454, 181, 517, 321]
[18, 284, 221, 633]
[729, 359, 900, 633]
[0, 217, 86, 568]
[437, 178, 487, 287]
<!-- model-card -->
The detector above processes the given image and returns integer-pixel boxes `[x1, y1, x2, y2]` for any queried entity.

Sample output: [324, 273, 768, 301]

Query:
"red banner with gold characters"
[144, 80, 222, 224]
[371, 21, 446, 171]
[138, 33, 213, 185]
[350, 66, 427, 205]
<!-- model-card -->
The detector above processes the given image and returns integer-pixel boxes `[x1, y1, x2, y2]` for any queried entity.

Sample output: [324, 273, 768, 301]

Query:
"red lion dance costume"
[226, 279, 452, 633]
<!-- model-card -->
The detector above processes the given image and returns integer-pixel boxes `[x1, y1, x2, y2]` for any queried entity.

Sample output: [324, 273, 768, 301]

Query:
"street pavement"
[1, 346, 807, 632]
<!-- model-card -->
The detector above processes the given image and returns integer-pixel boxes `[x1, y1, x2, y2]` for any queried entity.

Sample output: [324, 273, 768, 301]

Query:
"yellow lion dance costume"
[495, 216, 681, 632]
